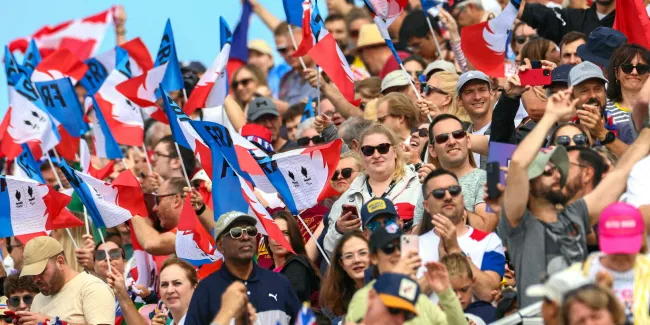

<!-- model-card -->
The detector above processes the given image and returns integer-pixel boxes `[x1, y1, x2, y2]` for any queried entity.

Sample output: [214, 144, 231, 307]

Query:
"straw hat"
[355, 24, 386, 50]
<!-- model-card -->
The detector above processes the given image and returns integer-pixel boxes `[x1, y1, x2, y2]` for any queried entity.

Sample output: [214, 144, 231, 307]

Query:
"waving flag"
[19, 40, 42, 79]
[89, 48, 145, 147]
[421, 0, 453, 16]
[31, 48, 89, 85]
[461, 2, 518, 77]
[295, 305, 317, 325]
[60, 162, 146, 228]
[614, 0, 650, 49]
[4, 47, 22, 89]
[307, 31, 359, 105]
[364, 0, 408, 58]
[79, 139, 115, 180]
[35, 77, 87, 137]
[283, 0, 304, 27]
[0, 76, 60, 159]
[301, 97, 315, 122]
[293, 0, 325, 57]
[8, 8, 114, 60]
[89, 95, 124, 160]
[14, 145, 45, 183]
[116, 20, 183, 123]
[184, 18, 232, 115]
[176, 195, 221, 266]
[227, 1, 253, 79]
[0, 176, 83, 238]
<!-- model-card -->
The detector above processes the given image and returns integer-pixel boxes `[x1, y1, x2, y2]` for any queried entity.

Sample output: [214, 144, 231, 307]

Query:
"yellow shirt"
[31, 272, 116, 325]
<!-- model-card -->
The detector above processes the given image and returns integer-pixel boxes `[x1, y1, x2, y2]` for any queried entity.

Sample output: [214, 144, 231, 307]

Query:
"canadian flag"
[8, 8, 114, 60]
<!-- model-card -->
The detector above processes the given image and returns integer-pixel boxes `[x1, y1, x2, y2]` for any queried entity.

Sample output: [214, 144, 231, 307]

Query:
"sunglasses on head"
[428, 185, 462, 199]
[8, 295, 34, 307]
[367, 217, 398, 232]
[556, 134, 588, 147]
[411, 128, 429, 137]
[620, 63, 649, 75]
[542, 164, 558, 177]
[95, 248, 123, 261]
[297, 135, 325, 147]
[227, 226, 258, 239]
[432, 130, 466, 145]
[514, 34, 537, 45]
[331, 167, 355, 181]
[232, 78, 254, 89]
[360, 143, 391, 157]
[380, 240, 401, 255]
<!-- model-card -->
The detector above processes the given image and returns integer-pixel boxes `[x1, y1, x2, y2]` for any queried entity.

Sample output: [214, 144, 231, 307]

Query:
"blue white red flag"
[283, 0, 304, 27]
[293, 0, 325, 57]
[35, 77, 88, 138]
[89, 95, 124, 160]
[364, 0, 408, 63]
[175, 195, 221, 266]
[79, 138, 115, 181]
[14, 144, 45, 184]
[295, 305, 317, 325]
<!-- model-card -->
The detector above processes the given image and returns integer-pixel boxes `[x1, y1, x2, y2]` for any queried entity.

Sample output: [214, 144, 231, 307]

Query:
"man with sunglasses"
[418, 169, 504, 303]
[186, 211, 301, 325]
[496, 89, 650, 308]
[3, 274, 38, 312]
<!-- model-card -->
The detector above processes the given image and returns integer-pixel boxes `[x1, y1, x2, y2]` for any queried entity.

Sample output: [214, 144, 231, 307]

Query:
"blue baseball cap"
[457, 70, 491, 93]
[543, 64, 572, 88]
[373, 273, 420, 315]
[577, 27, 627, 67]
[361, 198, 398, 228]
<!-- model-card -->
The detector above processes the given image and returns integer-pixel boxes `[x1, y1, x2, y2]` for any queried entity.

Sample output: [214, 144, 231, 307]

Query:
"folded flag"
[14, 144, 45, 184]
[8, 8, 114, 60]
[461, 2, 518, 77]
[89, 95, 124, 160]
[19, 40, 42, 79]
[79, 138, 115, 180]
[176, 195, 221, 266]
[364, 0, 408, 58]
[31, 48, 89, 85]
[0, 176, 83, 238]
[307, 31, 359, 105]
[227, 1, 253, 79]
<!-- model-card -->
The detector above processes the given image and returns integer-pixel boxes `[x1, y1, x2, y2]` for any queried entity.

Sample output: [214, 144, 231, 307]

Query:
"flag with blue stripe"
[20, 40, 41, 78]
[90, 95, 124, 160]
[301, 97, 315, 122]
[35, 77, 88, 137]
[154, 19, 184, 95]
[4, 46, 22, 87]
[295, 304, 316, 325]
[15, 144, 45, 184]
[159, 85, 195, 150]
[283, 0, 304, 27]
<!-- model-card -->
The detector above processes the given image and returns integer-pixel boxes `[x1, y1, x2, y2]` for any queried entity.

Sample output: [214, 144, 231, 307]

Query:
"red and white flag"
[79, 139, 115, 180]
[183, 44, 230, 116]
[175, 195, 221, 266]
[31, 48, 89, 85]
[8, 8, 114, 60]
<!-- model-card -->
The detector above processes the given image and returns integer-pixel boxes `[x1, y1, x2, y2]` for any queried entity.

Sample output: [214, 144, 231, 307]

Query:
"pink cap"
[598, 202, 644, 254]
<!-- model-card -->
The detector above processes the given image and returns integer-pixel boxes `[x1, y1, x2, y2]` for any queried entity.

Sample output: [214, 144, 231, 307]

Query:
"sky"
[0, 0, 330, 115]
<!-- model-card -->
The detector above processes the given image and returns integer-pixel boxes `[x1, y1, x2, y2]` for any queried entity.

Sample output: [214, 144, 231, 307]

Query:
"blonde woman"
[421, 71, 471, 123]
[323, 125, 423, 256]
[560, 284, 627, 325]
[375, 93, 421, 141]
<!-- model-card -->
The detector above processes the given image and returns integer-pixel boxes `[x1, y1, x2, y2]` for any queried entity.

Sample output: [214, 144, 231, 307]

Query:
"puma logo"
[269, 293, 278, 301]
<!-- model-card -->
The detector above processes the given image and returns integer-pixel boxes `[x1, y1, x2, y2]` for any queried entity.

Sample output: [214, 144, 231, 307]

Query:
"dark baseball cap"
[543, 64, 572, 89]
[373, 273, 420, 316]
[577, 27, 627, 67]
[369, 225, 402, 254]
[247, 97, 280, 122]
[361, 198, 399, 228]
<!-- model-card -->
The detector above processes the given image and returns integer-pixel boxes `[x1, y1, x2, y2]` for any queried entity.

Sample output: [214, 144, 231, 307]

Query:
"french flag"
[184, 17, 232, 116]
[0, 176, 84, 238]
[14, 144, 45, 184]
[89, 94, 124, 160]
[79, 139, 115, 180]
[4, 46, 22, 101]
[116, 19, 183, 123]
[0, 75, 60, 159]
[88, 47, 145, 147]
[31, 48, 89, 85]
[59, 162, 147, 229]
[226, 1, 253, 80]
[175, 195, 221, 266]
[8, 8, 114, 60]
[19, 40, 42, 79]
[293, 0, 325, 57]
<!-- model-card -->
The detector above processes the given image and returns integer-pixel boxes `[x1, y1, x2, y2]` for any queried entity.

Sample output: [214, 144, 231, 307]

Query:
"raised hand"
[545, 88, 578, 121]
[504, 74, 529, 98]
[423, 261, 451, 294]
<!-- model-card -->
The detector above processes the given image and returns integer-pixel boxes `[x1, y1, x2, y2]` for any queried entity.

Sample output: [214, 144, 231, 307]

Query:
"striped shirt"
[605, 99, 632, 125]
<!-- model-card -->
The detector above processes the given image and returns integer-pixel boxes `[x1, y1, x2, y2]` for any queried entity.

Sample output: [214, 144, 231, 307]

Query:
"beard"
[439, 204, 464, 225]
[563, 173, 583, 202]
[40, 267, 65, 296]
[532, 180, 568, 205]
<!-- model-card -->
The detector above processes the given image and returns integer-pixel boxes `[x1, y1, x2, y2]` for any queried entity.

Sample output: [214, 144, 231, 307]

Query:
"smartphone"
[342, 204, 359, 218]
[400, 234, 419, 257]
[519, 68, 552, 86]
[486, 161, 501, 199]
[530, 60, 543, 69]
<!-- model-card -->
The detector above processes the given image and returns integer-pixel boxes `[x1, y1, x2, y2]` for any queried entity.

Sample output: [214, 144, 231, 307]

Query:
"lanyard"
[366, 176, 397, 198]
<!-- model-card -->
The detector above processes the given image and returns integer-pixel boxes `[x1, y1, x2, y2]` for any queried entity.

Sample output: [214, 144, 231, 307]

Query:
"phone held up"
[400, 234, 419, 257]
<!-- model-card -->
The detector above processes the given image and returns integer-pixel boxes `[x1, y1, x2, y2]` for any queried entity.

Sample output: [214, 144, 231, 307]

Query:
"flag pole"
[173, 142, 192, 189]
[296, 210, 330, 266]
[288, 25, 308, 70]
[65, 228, 79, 249]
[52, 148, 62, 162]
[316, 66, 321, 116]
[97, 229, 112, 273]
[84, 206, 90, 235]
[425, 17, 443, 60]
[141, 144, 153, 173]
[45, 152, 64, 189]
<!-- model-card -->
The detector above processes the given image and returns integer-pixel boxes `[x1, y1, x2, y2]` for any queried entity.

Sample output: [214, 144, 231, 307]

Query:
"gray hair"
[338, 117, 374, 148]
[296, 117, 317, 139]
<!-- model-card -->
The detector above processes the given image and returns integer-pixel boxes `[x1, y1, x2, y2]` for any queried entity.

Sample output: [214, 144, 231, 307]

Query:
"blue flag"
[16, 144, 45, 184]
[80, 59, 109, 95]
[115, 47, 133, 78]
[90, 95, 124, 160]
[229, 1, 252, 62]
[220, 17, 232, 96]
[206, 142, 251, 218]
[35, 78, 88, 137]
[301, 97, 315, 122]
[4, 47, 22, 87]
[282, 0, 303, 27]
[154, 19, 184, 95]
[159, 84, 193, 150]
[20, 40, 41, 78]
[311, 0, 325, 40]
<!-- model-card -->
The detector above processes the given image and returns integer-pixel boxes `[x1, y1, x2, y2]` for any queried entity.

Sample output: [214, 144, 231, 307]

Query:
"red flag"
[293, 1, 315, 57]
[113, 170, 148, 218]
[44, 187, 85, 230]
[115, 65, 169, 123]
[614, 0, 650, 48]
[176, 195, 218, 264]
[120, 38, 154, 73]
[55, 128, 79, 162]
[31, 48, 89, 84]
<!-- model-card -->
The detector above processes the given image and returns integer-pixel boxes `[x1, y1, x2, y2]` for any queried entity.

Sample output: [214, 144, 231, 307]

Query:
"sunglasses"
[155, 192, 183, 205]
[428, 185, 462, 199]
[388, 308, 416, 321]
[8, 295, 34, 307]
[277, 46, 289, 55]
[620, 63, 649, 75]
[360, 143, 391, 157]
[432, 130, 466, 145]
[95, 248, 123, 261]
[380, 241, 401, 255]
[367, 217, 398, 232]
[423, 85, 448, 96]
[411, 128, 429, 137]
[555, 134, 589, 147]
[297, 135, 325, 147]
[542, 164, 558, 177]
[514, 34, 537, 45]
[232, 78, 254, 89]
[228, 226, 258, 239]
[331, 168, 355, 181]
[407, 70, 423, 78]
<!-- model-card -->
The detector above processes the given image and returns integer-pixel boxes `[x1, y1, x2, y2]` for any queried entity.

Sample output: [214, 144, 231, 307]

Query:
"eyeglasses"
[277, 46, 289, 55]
[514, 34, 537, 45]
[423, 85, 448, 96]
[360, 143, 391, 157]
[555, 134, 589, 147]
[367, 217, 398, 232]
[377, 114, 398, 124]
[432, 130, 466, 145]
[380, 241, 401, 255]
[1, 316, 12, 323]
[7, 295, 34, 307]
[232, 78, 255, 89]
[227, 226, 258, 239]
[388, 308, 416, 321]
[542, 164, 558, 177]
[407, 70, 423, 78]
[620, 63, 649, 75]
[411, 128, 429, 137]
[155, 192, 183, 205]
[297, 135, 325, 147]
[341, 249, 369, 263]
[428, 185, 462, 199]
[331, 168, 356, 181]
[95, 248, 123, 261]
[152, 152, 175, 161]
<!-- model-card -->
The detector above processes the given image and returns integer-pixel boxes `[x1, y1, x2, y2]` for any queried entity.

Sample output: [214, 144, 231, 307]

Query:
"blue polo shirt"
[185, 262, 301, 325]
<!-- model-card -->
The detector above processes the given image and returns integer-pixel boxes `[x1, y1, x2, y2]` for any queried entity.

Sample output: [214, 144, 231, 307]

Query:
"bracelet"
[195, 204, 207, 215]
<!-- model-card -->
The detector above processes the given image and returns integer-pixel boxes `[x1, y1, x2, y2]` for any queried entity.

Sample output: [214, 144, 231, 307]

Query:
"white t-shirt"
[585, 256, 635, 319]
[620, 155, 650, 252]
[470, 122, 491, 167]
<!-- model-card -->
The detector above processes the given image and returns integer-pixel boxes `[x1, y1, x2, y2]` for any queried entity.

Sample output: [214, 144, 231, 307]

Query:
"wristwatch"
[600, 131, 616, 145]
